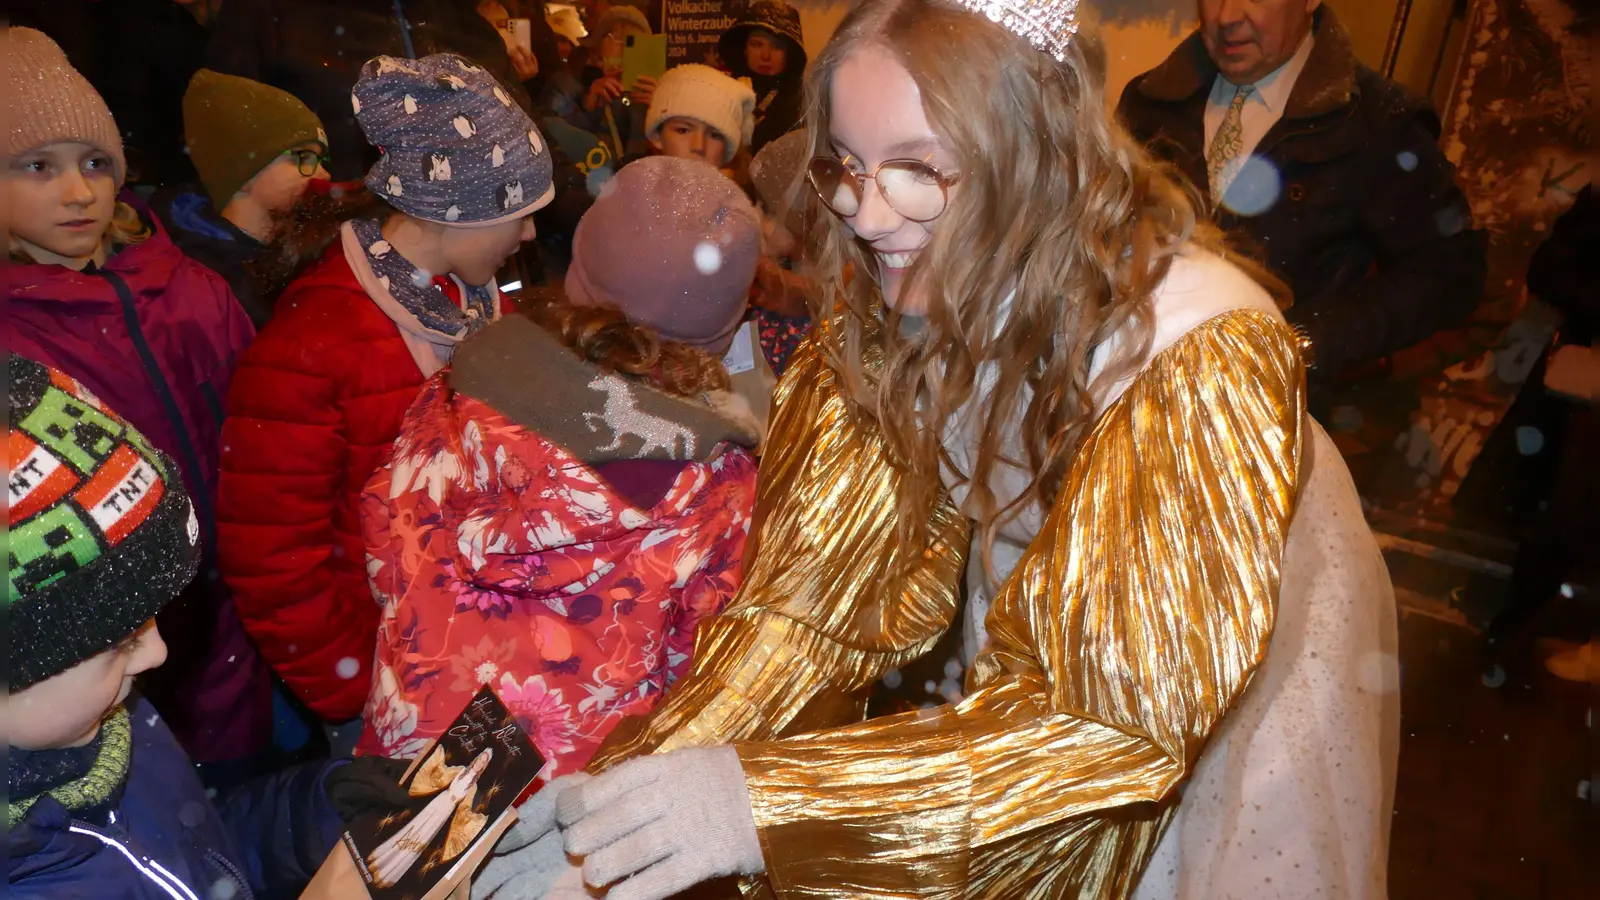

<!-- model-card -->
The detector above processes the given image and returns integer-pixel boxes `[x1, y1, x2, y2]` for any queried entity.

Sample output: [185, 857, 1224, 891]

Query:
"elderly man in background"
[1119, 0, 1487, 416]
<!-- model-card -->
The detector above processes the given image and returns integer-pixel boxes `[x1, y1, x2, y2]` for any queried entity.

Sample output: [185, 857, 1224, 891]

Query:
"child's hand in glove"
[557, 746, 764, 900]
[323, 757, 414, 823]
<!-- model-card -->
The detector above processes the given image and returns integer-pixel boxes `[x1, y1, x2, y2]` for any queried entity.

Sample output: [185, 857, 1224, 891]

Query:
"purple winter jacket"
[7, 196, 272, 768]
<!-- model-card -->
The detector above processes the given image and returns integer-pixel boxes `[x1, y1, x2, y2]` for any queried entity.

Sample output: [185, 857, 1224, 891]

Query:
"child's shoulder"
[246, 253, 413, 365]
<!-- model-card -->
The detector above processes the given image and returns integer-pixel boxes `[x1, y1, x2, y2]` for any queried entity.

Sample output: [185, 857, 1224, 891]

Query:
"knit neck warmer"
[349, 217, 497, 340]
[8, 706, 133, 829]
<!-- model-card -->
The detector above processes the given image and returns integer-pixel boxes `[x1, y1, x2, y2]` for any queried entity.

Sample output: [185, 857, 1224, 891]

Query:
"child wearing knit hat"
[361, 159, 764, 898]
[185, 69, 331, 235]
[6, 353, 408, 900]
[644, 64, 757, 168]
[215, 53, 557, 742]
[151, 69, 333, 327]
[6, 27, 275, 779]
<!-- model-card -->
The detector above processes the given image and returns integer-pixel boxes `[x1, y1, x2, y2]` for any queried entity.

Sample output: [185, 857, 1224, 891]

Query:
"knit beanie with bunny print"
[4, 28, 126, 186]
[353, 53, 555, 226]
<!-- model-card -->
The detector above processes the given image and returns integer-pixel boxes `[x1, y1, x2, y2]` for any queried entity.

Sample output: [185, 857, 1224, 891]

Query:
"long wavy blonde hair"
[804, 0, 1227, 574]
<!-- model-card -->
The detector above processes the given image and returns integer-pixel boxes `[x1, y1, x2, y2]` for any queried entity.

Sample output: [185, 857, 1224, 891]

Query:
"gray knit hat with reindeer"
[354, 53, 554, 226]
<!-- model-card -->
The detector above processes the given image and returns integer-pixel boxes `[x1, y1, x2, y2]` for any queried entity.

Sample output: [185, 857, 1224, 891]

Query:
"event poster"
[661, 0, 740, 65]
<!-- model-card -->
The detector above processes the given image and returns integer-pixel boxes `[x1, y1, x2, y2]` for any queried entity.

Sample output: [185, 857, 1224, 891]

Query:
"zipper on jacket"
[100, 269, 218, 552]
[66, 823, 204, 900]
[202, 848, 258, 900]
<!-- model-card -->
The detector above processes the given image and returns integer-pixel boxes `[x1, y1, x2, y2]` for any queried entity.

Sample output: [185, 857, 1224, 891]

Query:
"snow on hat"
[565, 157, 760, 357]
[354, 53, 554, 227]
[646, 65, 757, 165]
[8, 354, 200, 692]
[4, 28, 126, 187]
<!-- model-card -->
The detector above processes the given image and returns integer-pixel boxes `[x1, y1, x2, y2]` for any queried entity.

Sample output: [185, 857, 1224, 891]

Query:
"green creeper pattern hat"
[7, 354, 200, 692]
[183, 69, 329, 207]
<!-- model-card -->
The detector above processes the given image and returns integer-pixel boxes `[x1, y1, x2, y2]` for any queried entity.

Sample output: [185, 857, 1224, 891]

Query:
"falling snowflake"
[179, 801, 207, 827]
[693, 242, 723, 274]
[1220, 155, 1282, 217]
[1514, 425, 1544, 455]
[336, 657, 362, 679]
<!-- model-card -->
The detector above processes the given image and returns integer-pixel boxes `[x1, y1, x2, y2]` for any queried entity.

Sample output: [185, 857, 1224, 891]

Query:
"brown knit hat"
[4, 28, 126, 186]
[183, 69, 328, 207]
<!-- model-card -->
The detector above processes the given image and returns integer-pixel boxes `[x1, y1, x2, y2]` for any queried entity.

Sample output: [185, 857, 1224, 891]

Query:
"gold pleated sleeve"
[736, 309, 1306, 899]
[587, 331, 972, 769]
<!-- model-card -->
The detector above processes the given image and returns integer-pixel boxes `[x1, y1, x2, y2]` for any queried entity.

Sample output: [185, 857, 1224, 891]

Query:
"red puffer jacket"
[217, 243, 425, 722]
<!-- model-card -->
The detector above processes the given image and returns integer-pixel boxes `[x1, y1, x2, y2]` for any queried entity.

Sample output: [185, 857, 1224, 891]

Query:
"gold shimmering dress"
[590, 266, 1400, 899]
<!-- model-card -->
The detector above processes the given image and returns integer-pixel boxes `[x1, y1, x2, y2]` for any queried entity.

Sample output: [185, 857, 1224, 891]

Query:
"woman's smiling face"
[825, 44, 957, 315]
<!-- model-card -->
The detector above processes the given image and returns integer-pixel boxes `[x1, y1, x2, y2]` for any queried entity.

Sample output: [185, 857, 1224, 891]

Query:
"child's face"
[8, 620, 167, 750]
[5, 142, 118, 267]
[440, 213, 538, 286]
[745, 31, 789, 77]
[242, 143, 329, 217]
[651, 117, 731, 166]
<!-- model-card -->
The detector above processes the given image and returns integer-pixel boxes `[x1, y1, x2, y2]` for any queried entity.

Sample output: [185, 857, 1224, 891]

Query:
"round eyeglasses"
[288, 149, 331, 177]
[806, 155, 958, 223]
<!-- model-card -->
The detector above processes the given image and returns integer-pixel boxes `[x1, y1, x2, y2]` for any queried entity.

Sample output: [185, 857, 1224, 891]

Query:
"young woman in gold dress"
[478, 1, 1401, 897]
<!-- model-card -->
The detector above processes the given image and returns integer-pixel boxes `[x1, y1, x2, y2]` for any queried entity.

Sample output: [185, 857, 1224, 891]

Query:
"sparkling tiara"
[951, 0, 1081, 62]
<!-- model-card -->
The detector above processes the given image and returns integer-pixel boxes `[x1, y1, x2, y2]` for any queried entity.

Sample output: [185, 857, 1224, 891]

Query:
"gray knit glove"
[471, 774, 590, 899]
[557, 746, 765, 900]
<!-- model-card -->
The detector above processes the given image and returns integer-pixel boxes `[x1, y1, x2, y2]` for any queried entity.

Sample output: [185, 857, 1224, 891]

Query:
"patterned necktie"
[1207, 84, 1255, 202]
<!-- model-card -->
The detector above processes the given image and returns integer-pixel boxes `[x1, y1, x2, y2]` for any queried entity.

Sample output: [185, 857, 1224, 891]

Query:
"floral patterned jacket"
[357, 316, 761, 776]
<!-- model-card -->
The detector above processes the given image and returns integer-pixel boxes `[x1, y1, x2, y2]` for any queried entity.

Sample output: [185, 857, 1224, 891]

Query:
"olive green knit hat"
[183, 69, 328, 207]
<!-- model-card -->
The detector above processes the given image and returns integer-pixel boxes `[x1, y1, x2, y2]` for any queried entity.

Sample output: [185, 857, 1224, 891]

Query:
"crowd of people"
[6, 0, 1588, 898]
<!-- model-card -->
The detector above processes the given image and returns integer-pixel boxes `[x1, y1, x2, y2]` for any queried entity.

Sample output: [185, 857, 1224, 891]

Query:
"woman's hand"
[557, 747, 765, 900]
[469, 774, 591, 899]
[626, 74, 658, 107]
[585, 76, 624, 111]
[509, 45, 540, 82]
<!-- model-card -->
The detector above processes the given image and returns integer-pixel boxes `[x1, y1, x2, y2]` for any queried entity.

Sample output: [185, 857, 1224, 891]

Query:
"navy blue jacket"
[7, 696, 345, 900]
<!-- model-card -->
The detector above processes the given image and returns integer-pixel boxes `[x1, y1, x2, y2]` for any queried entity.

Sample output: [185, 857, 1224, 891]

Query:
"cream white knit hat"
[4, 28, 126, 186]
[644, 65, 757, 165]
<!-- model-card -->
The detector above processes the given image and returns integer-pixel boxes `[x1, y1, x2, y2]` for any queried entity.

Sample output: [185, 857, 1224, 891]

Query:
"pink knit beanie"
[4, 28, 126, 186]
[565, 157, 761, 357]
